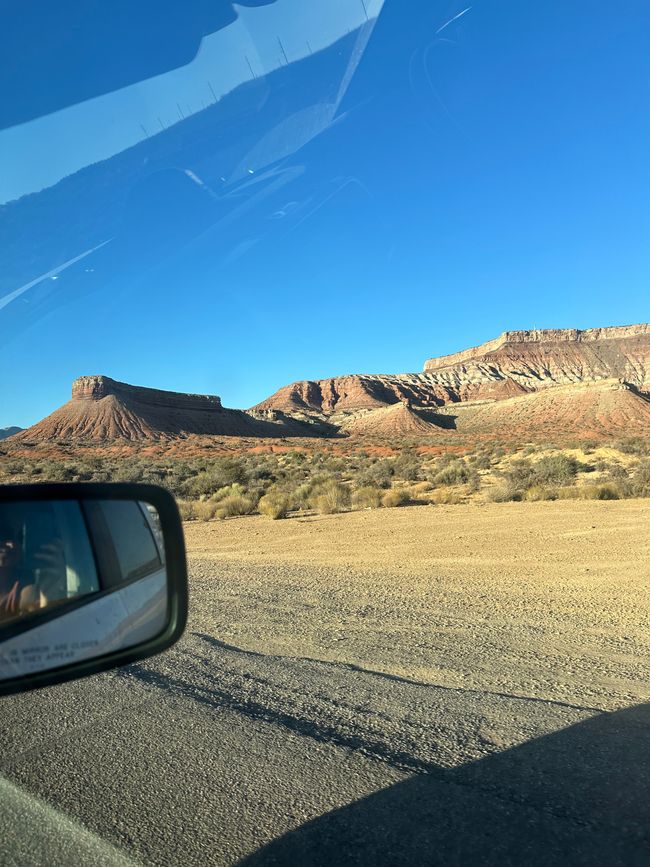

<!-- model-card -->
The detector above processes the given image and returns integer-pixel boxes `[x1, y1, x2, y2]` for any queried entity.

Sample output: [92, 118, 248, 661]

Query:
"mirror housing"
[0, 483, 188, 696]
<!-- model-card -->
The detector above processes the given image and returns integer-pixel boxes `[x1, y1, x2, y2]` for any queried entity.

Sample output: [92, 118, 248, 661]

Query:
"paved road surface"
[1, 559, 649, 865]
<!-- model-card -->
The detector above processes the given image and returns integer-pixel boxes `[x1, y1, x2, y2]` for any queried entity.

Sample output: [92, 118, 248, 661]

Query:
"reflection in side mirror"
[0, 484, 187, 695]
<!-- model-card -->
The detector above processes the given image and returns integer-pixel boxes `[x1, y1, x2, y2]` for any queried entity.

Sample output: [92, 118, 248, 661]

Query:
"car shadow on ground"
[240, 702, 650, 866]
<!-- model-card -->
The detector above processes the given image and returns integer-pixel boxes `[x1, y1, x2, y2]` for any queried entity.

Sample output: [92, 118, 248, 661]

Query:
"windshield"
[1, 2, 649, 865]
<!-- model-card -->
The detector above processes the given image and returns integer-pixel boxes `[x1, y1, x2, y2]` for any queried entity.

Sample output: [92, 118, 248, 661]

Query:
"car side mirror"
[0, 483, 188, 696]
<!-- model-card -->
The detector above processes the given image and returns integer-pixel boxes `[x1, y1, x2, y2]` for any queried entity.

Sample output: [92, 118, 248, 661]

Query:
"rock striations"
[13, 325, 650, 444]
[15, 376, 330, 443]
[255, 325, 650, 416]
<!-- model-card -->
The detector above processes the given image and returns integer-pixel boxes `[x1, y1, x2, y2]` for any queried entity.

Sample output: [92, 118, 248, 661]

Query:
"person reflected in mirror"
[0, 521, 50, 621]
[33, 539, 68, 606]
[0, 521, 29, 619]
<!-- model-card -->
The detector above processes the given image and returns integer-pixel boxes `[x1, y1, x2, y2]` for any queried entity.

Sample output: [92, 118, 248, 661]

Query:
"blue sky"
[1, 0, 649, 427]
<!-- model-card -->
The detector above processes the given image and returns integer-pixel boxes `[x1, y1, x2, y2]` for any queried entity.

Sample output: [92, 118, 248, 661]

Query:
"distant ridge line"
[423, 324, 650, 372]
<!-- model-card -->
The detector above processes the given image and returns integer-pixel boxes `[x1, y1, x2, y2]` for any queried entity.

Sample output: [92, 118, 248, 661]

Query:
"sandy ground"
[184, 500, 650, 712]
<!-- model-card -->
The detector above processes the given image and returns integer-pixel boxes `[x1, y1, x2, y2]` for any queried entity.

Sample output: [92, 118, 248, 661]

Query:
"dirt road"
[185, 500, 650, 712]
[1, 501, 649, 865]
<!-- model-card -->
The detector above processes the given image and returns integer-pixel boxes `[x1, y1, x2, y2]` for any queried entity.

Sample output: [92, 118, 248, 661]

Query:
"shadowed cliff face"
[253, 325, 650, 415]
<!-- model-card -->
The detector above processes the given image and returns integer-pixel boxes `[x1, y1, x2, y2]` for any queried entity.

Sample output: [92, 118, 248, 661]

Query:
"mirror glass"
[0, 499, 168, 680]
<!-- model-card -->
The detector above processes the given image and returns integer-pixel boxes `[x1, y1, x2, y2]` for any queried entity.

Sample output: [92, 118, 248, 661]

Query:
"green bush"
[500, 459, 535, 493]
[211, 483, 247, 502]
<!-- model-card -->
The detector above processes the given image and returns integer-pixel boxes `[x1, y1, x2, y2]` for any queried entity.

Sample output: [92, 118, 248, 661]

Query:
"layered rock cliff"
[253, 325, 650, 415]
[15, 376, 331, 442]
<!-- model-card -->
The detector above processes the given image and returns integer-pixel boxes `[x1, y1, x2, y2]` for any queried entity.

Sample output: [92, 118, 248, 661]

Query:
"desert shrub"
[466, 469, 482, 493]
[535, 453, 583, 485]
[501, 459, 535, 491]
[310, 479, 350, 515]
[556, 486, 582, 500]
[524, 485, 557, 501]
[258, 491, 290, 520]
[352, 486, 383, 510]
[614, 438, 650, 456]
[216, 494, 256, 518]
[194, 501, 220, 521]
[211, 483, 248, 502]
[357, 459, 394, 489]
[594, 483, 621, 500]
[485, 481, 521, 502]
[429, 488, 463, 505]
[177, 500, 197, 521]
[557, 484, 620, 500]
[409, 480, 432, 496]
[393, 449, 422, 481]
[472, 453, 492, 470]
[181, 471, 222, 498]
[630, 459, 650, 497]
[381, 487, 410, 508]
[605, 462, 629, 479]
[430, 458, 469, 486]
[288, 483, 313, 510]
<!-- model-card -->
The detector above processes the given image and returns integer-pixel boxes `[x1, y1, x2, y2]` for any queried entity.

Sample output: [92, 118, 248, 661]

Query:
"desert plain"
[185, 498, 650, 713]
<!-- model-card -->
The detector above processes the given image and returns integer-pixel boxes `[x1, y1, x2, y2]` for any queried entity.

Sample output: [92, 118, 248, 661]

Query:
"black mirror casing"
[0, 483, 188, 696]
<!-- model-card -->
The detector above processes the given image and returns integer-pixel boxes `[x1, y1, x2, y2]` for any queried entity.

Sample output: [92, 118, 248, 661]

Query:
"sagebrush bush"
[524, 485, 557, 501]
[352, 486, 383, 510]
[381, 487, 410, 508]
[393, 449, 422, 481]
[429, 488, 463, 505]
[485, 482, 521, 503]
[195, 501, 220, 522]
[258, 491, 290, 519]
[430, 459, 469, 486]
[211, 483, 248, 502]
[409, 481, 432, 496]
[631, 459, 650, 497]
[217, 494, 255, 518]
[557, 484, 621, 500]
[356, 459, 394, 489]
[594, 483, 621, 500]
[177, 500, 197, 521]
[311, 479, 350, 514]
[534, 454, 583, 486]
